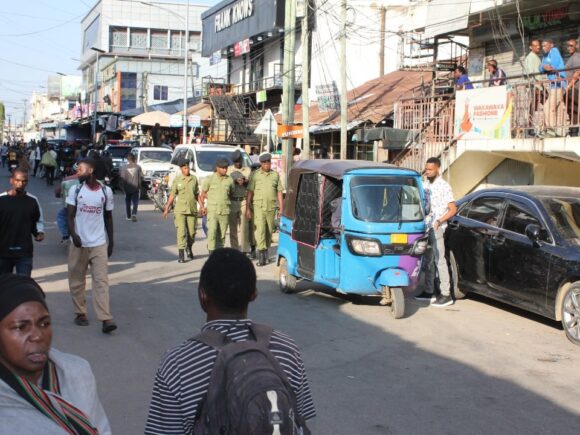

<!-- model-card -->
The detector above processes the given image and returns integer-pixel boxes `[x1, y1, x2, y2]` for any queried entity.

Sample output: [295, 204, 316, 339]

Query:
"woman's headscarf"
[0, 274, 48, 321]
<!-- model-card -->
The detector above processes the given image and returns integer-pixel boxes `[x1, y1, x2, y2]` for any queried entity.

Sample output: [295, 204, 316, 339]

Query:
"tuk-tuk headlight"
[411, 236, 429, 256]
[347, 237, 382, 257]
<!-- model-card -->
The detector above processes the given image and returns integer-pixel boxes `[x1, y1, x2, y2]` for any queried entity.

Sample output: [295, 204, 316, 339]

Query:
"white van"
[129, 146, 173, 194]
[169, 144, 253, 185]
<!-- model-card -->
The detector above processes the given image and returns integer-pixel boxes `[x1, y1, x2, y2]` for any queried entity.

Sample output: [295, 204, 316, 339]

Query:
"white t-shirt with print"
[66, 183, 114, 247]
[424, 176, 454, 229]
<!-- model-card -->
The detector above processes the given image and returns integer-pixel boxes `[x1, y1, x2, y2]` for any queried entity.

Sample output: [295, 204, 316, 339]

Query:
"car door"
[488, 199, 551, 314]
[447, 196, 505, 292]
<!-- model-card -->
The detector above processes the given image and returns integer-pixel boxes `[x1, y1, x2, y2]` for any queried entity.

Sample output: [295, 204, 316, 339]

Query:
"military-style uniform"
[170, 173, 199, 250]
[247, 168, 283, 252]
[226, 164, 252, 252]
[202, 172, 234, 251]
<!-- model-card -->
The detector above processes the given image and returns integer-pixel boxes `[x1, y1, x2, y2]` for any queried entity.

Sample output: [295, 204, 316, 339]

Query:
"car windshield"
[108, 147, 131, 158]
[140, 150, 172, 163]
[541, 197, 580, 244]
[350, 176, 423, 223]
[196, 149, 245, 171]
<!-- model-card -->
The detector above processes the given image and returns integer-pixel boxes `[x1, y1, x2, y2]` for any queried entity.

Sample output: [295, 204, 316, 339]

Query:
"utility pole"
[183, 0, 190, 144]
[379, 6, 386, 77]
[90, 47, 105, 144]
[281, 0, 297, 182]
[301, 0, 310, 159]
[339, 0, 347, 160]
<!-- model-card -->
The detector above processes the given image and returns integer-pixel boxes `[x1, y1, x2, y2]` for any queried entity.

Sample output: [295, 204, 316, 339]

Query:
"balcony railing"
[232, 64, 303, 95]
[395, 67, 580, 141]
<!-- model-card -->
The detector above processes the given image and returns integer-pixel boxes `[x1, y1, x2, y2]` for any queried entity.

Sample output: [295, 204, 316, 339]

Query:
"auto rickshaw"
[277, 160, 428, 319]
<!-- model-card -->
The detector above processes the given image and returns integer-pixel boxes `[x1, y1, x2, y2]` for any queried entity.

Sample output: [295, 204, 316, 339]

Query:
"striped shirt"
[145, 319, 316, 435]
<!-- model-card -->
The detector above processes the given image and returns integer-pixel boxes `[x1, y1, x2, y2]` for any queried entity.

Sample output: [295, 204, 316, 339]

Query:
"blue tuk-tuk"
[277, 160, 428, 318]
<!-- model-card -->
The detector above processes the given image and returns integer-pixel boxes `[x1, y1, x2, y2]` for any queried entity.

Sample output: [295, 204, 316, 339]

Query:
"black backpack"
[193, 323, 310, 435]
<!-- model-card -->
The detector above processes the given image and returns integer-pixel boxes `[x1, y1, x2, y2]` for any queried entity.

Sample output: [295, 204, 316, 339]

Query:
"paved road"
[4, 170, 579, 435]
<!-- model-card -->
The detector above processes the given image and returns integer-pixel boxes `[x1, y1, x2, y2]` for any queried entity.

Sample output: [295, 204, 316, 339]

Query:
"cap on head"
[0, 274, 48, 322]
[487, 59, 498, 68]
[259, 153, 272, 163]
[215, 157, 229, 168]
[178, 157, 190, 168]
[231, 149, 242, 162]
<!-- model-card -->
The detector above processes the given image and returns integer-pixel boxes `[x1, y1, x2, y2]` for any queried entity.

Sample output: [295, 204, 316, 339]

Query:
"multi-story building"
[78, 0, 210, 139]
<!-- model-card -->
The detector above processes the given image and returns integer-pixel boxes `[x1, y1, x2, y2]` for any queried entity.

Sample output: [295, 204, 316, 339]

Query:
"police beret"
[231, 149, 242, 162]
[177, 157, 189, 167]
[215, 157, 229, 168]
[259, 153, 272, 163]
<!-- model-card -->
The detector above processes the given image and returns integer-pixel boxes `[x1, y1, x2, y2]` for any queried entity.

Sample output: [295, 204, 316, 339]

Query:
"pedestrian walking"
[145, 248, 316, 435]
[0, 143, 8, 168]
[227, 149, 254, 256]
[246, 153, 284, 266]
[163, 158, 203, 263]
[414, 157, 457, 307]
[32, 142, 42, 176]
[0, 168, 44, 276]
[487, 59, 507, 86]
[119, 153, 142, 221]
[200, 158, 234, 254]
[40, 146, 57, 186]
[66, 159, 117, 333]
[540, 39, 567, 136]
[55, 166, 80, 244]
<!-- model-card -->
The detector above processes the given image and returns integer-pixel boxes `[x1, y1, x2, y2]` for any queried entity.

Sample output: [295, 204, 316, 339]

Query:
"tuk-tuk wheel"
[389, 287, 405, 319]
[279, 257, 297, 294]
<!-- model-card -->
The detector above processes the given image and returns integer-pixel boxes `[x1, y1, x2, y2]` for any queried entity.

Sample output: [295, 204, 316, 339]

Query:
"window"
[153, 85, 168, 101]
[130, 29, 147, 48]
[467, 197, 503, 226]
[171, 149, 195, 166]
[541, 197, 580, 243]
[110, 26, 127, 47]
[151, 30, 168, 49]
[502, 203, 540, 235]
[83, 15, 100, 52]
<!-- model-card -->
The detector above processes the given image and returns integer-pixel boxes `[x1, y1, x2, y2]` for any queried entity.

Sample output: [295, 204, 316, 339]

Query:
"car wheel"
[389, 287, 405, 319]
[561, 282, 580, 346]
[449, 251, 467, 300]
[278, 257, 297, 294]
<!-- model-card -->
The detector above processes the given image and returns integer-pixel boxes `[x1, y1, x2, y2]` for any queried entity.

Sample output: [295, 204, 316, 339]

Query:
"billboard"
[454, 85, 513, 140]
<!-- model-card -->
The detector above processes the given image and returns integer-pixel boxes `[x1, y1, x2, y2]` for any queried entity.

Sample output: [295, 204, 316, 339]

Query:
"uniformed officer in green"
[227, 149, 253, 255]
[200, 157, 234, 254]
[163, 158, 204, 263]
[246, 153, 283, 266]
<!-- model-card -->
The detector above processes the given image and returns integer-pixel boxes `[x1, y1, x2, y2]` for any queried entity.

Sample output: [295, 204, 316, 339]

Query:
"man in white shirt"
[414, 157, 457, 307]
[66, 159, 117, 333]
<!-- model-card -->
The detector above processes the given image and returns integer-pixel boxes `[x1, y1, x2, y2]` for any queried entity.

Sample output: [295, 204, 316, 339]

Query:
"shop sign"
[215, 0, 254, 33]
[234, 39, 250, 57]
[522, 6, 569, 31]
[256, 89, 267, 104]
[102, 64, 116, 82]
[316, 82, 340, 112]
[170, 114, 183, 128]
[277, 124, 303, 139]
[188, 115, 201, 127]
[209, 50, 222, 65]
[454, 85, 512, 140]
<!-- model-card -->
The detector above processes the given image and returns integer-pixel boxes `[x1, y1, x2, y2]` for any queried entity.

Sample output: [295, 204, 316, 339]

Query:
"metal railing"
[231, 64, 303, 95]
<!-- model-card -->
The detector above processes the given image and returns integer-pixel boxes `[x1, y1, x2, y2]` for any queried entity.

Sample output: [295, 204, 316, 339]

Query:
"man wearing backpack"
[66, 158, 117, 334]
[145, 248, 315, 435]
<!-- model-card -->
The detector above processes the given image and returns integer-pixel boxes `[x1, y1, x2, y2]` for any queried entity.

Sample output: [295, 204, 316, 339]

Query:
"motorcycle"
[147, 175, 171, 212]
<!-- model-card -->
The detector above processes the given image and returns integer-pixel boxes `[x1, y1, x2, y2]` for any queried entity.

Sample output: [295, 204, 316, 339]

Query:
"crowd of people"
[453, 37, 580, 137]
[0, 139, 315, 433]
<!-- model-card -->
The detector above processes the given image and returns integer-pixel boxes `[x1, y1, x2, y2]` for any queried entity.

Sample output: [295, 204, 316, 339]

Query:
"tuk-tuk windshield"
[351, 176, 423, 223]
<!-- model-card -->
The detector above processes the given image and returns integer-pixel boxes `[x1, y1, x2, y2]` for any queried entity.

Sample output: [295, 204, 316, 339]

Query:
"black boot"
[249, 245, 257, 259]
[178, 249, 185, 263]
[257, 250, 268, 267]
[186, 245, 193, 260]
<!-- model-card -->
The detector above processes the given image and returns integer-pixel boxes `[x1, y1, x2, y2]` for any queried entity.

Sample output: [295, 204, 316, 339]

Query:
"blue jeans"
[125, 191, 140, 218]
[0, 257, 33, 277]
[57, 207, 69, 239]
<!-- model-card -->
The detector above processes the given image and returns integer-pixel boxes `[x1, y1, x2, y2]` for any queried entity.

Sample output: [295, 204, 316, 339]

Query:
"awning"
[131, 111, 171, 127]
[354, 127, 417, 149]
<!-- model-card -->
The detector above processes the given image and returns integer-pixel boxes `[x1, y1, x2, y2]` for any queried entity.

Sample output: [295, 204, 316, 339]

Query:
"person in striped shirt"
[145, 248, 316, 435]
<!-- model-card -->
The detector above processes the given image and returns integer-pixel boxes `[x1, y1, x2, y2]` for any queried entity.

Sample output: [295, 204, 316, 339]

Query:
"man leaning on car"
[415, 157, 458, 307]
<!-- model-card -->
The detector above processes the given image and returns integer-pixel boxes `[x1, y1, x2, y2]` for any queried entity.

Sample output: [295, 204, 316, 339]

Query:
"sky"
[0, 0, 219, 125]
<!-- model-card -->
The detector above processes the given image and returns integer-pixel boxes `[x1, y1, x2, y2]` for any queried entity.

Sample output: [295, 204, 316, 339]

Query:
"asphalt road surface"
[4, 170, 579, 435]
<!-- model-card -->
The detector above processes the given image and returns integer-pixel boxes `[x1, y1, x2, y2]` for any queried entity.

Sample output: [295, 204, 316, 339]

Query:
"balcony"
[232, 64, 303, 95]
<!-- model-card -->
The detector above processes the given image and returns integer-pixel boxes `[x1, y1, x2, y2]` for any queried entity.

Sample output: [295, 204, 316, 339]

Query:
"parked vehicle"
[169, 144, 252, 185]
[103, 144, 132, 187]
[445, 186, 580, 345]
[130, 147, 173, 198]
[147, 174, 171, 212]
[277, 160, 428, 319]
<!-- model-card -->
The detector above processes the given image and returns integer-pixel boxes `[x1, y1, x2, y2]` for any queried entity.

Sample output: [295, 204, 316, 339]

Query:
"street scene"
[1, 0, 580, 434]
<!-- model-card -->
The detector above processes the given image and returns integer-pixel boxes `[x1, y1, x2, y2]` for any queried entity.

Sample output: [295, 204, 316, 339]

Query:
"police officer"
[163, 158, 203, 263]
[200, 157, 233, 254]
[226, 149, 253, 255]
[246, 153, 283, 266]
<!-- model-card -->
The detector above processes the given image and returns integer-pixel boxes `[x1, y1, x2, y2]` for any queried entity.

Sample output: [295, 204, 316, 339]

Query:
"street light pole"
[90, 47, 105, 145]
[183, 0, 190, 144]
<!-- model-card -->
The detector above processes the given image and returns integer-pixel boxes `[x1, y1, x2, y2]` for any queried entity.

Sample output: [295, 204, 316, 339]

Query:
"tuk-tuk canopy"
[285, 160, 420, 220]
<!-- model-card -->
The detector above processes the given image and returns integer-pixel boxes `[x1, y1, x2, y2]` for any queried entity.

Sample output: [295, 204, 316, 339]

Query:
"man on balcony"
[540, 39, 567, 136]
[565, 38, 580, 136]
[487, 60, 507, 87]
[453, 66, 473, 91]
